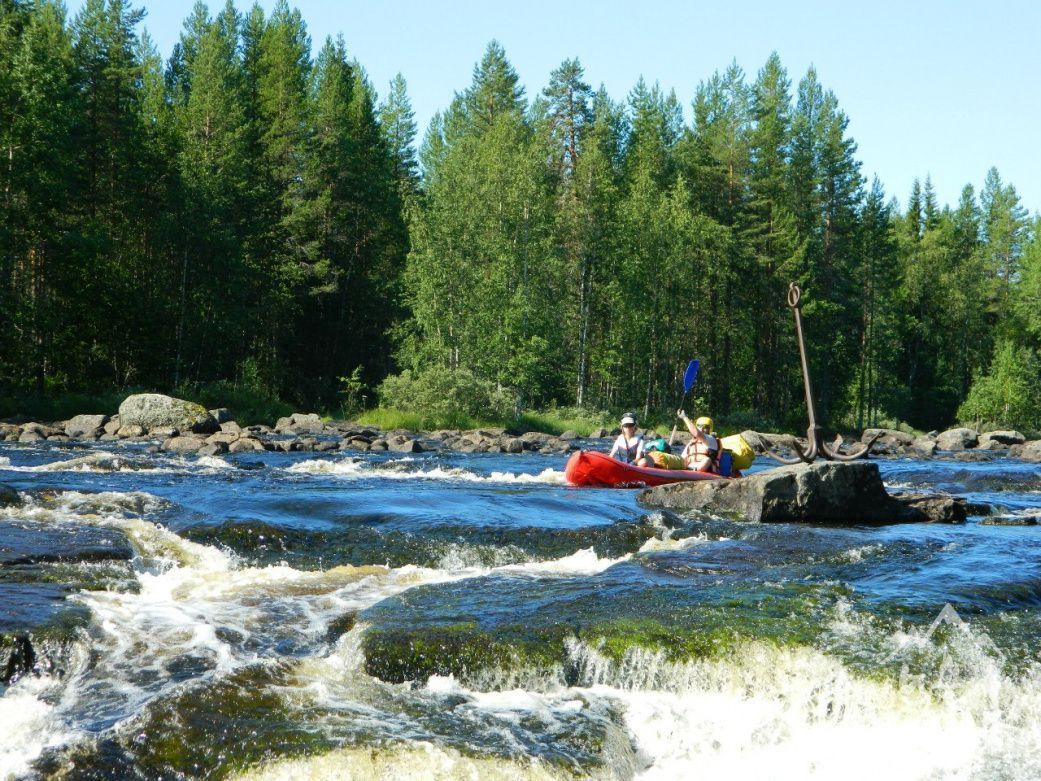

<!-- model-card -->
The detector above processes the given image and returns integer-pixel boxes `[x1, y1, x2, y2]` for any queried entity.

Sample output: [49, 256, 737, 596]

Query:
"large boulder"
[978, 430, 1026, 448]
[637, 461, 965, 524]
[936, 427, 978, 451]
[119, 394, 218, 434]
[1011, 440, 1041, 463]
[64, 414, 109, 439]
[910, 437, 938, 457]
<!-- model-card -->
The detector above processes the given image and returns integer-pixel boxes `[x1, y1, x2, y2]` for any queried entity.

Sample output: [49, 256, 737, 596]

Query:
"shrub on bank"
[377, 367, 518, 425]
[175, 381, 293, 426]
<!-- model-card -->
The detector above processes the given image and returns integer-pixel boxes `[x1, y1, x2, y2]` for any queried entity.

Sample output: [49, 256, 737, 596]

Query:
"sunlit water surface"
[1, 442, 1040, 780]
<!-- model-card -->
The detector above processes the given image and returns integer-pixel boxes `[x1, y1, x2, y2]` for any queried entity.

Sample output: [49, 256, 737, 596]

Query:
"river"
[1, 440, 1040, 779]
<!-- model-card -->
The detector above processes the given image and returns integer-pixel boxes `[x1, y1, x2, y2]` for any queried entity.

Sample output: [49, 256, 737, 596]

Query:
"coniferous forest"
[2, 0, 1040, 432]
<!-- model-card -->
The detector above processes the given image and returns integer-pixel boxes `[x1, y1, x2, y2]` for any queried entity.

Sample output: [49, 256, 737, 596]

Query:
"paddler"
[608, 412, 643, 463]
[677, 410, 720, 472]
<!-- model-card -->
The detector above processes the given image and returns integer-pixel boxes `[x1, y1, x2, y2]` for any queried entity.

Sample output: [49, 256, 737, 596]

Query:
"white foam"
[495, 547, 628, 577]
[397, 621, 1041, 781]
[0, 674, 79, 779]
[195, 455, 235, 470]
[838, 543, 883, 563]
[638, 532, 708, 554]
[285, 458, 365, 475]
[230, 740, 566, 781]
[563, 628, 1041, 780]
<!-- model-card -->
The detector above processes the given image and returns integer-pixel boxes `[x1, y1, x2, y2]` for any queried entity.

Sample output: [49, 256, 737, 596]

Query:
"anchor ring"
[787, 282, 802, 309]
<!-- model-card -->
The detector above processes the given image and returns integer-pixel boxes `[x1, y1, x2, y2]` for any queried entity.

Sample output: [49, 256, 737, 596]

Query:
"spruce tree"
[379, 72, 419, 196]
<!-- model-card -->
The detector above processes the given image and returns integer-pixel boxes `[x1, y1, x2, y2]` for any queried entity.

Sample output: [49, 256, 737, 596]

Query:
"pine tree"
[853, 178, 900, 427]
[787, 67, 864, 423]
[4, 1, 77, 392]
[173, 0, 251, 385]
[542, 58, 594, 404]
[980, 167, 1029, 318]
[379, 72, 419, 196]
[745, 52, 803, 421]
[252, 0, 311, 393]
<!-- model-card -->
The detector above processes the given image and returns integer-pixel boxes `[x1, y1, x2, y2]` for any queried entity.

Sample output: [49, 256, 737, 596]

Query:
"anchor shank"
[790, 292, 818, 432]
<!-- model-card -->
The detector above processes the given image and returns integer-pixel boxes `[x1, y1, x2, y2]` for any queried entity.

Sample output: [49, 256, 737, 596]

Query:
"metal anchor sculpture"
[763, 283, 880, 464]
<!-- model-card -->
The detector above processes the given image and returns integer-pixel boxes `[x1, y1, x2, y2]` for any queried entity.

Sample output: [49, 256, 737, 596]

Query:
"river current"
[1, 440, 1040, 780]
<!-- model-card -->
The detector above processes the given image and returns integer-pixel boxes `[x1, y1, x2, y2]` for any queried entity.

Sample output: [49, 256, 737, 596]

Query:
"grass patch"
[356, 407, 502, 432]
[517, 406, 613, 437]
[357, 405, 616, 435]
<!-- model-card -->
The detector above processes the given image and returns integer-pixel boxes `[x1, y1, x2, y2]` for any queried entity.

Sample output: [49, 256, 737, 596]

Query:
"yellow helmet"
[695, 416, 713, 430]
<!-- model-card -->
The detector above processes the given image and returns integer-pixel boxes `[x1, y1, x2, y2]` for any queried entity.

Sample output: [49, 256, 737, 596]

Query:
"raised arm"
[677, 410, 701, 440]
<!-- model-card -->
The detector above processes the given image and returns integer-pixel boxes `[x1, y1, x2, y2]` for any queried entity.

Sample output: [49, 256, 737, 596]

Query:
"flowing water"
[1, 441, 1040, 780]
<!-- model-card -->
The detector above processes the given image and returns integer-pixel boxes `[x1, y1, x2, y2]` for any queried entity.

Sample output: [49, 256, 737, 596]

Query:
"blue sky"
[68, 0, 1041, 215]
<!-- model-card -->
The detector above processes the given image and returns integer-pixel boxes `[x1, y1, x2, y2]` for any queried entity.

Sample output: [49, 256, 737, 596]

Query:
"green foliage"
[377, 366, 518, 424]
[336, 367, 367, 419]
[957, 341, 1041, 432]
[175, 380, 293, 426]
[0, 9, 1038, 438]
[517, 406, 613, 437]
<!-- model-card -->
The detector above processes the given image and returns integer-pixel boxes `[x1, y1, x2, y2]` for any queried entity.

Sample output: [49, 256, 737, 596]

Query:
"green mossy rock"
[118, 393, 219, 434]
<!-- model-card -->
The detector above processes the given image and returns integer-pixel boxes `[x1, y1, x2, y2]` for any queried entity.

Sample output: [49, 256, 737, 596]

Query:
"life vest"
[683, 432, 720, 471]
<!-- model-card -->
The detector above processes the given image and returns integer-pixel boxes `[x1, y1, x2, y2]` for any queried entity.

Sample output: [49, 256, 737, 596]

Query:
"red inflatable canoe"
[564, 449, 732, 488]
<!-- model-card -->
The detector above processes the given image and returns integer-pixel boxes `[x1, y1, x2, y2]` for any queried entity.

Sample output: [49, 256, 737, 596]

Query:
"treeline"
[404, 46, 1041, 432]
[0, 0, 407, 406]
[2, 1, 1039, 432]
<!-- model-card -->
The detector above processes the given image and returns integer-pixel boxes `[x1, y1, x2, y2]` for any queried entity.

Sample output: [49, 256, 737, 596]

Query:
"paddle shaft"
[668, 389, 690, 447]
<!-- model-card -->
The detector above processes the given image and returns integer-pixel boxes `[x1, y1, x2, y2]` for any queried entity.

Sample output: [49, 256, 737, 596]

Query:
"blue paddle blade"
[683, 359, 700, 392]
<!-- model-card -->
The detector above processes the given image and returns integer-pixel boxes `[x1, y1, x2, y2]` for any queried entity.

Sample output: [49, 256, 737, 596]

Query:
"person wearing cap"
[677, 410, 719, 472]
[608, 413, 643, 463]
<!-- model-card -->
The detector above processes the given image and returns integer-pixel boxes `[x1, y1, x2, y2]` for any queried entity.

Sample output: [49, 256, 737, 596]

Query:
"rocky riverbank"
[2, 394, 1040, 463]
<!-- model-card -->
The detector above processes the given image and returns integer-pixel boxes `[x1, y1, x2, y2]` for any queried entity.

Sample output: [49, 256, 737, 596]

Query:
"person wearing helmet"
[608, 412, 643, 463]
[677, 410, 719, 472]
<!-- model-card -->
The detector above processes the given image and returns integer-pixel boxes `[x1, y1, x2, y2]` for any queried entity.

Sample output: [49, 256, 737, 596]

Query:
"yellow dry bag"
[720, 433, 755, 470]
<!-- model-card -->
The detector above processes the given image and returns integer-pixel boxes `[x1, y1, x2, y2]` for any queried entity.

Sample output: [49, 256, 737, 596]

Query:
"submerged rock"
[0, 520, 136, 684]
[35, 452, 125, 471]
[0, 483, 20, 507]
[637, 461, 965, 524]
[119, 393, 218, 434]
[979, 515, 1039, 526]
